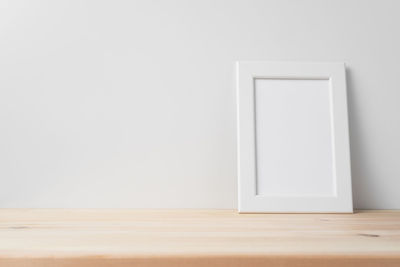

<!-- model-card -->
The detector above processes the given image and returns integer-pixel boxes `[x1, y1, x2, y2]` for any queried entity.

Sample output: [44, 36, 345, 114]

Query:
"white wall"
[0, 0, 399, 209]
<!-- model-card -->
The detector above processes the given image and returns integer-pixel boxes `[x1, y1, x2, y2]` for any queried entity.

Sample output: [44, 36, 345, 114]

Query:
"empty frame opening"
[254, 78, 336, 197]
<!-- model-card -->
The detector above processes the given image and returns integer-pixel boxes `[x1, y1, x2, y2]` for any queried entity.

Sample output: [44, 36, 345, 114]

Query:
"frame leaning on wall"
[236, 61, 353, 213]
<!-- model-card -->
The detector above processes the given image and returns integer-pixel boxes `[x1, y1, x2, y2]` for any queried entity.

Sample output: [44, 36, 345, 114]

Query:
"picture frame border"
[236, 61, 353, 213]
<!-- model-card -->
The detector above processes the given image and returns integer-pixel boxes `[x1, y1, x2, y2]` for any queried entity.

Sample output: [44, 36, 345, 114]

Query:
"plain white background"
[0, 0, 399, 209]
[255, 79, 334, 197]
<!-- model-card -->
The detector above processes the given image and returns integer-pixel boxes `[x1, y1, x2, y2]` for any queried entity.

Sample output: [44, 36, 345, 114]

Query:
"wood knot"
[358, 233, 380, 238]
[9, 226, 29, 230]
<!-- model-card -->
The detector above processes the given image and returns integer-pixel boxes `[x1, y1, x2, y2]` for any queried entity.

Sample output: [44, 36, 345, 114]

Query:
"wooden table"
[0, 209, 399, 266]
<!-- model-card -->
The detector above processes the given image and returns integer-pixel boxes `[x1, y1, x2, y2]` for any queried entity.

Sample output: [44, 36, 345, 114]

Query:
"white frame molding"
[236, 61, 353, 213]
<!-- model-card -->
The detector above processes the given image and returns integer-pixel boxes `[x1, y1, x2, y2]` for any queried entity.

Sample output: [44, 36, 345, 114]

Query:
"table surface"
[0, 209, 399, 267]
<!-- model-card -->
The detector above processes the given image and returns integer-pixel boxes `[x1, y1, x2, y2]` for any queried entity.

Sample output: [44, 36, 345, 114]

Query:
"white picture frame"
[236, 61, 353, 213]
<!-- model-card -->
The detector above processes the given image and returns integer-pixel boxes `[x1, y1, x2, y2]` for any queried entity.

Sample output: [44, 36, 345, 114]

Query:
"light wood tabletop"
[0, 209, 399, 267]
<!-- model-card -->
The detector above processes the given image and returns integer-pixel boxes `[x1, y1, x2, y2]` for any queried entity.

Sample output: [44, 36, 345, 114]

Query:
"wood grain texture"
[0, 209, 399, 267]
